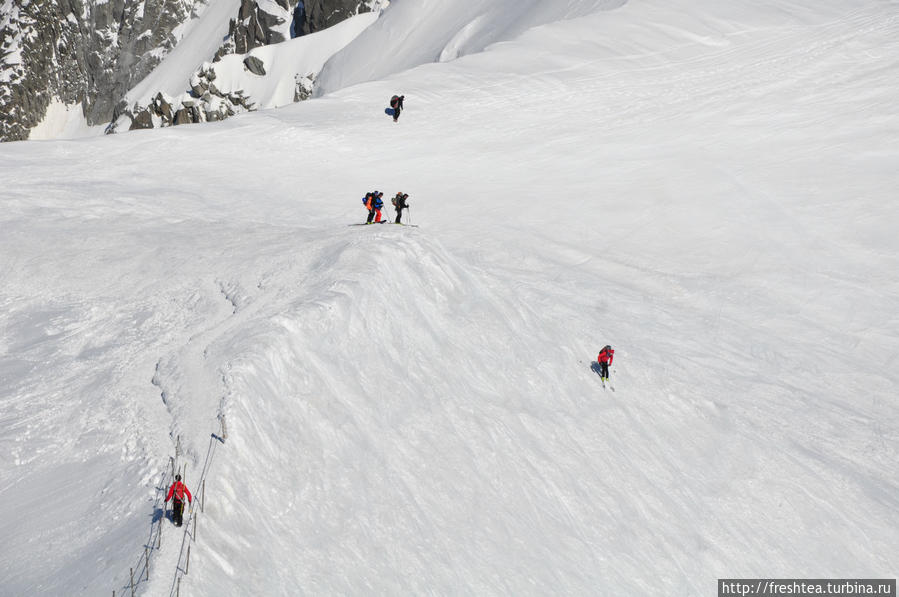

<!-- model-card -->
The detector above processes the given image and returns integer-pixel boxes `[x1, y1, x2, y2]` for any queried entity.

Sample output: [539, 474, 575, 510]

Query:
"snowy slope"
[199, 12, 380, 110]
[2, 0, 899, 595]
[314, 0, 627, 94]
[123, 0, 243, 104]
[119, 7, 382, 124]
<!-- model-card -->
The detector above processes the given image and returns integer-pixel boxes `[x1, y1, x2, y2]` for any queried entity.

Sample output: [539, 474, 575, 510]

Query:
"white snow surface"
[2, 0, 899, 595]
[315, 0, 629, 94]
[28, 100, 103, 140]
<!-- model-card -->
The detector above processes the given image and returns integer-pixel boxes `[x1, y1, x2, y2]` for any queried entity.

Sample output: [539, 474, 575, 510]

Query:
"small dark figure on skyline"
[390, 95, 405, 122]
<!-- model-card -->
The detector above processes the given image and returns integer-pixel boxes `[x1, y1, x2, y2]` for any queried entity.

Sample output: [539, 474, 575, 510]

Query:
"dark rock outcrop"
[298, 0, 372, 36]
[243, 56, 267, 76]
[130, 108, 154, 130]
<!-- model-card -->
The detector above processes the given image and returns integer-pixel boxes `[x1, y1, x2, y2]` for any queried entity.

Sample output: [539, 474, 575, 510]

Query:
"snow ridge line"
[108, 395, 227, 596]
[166, 396, 228, 596]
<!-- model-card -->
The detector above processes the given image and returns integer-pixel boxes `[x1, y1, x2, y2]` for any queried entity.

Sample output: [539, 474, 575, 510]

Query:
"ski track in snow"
[2, 0, 899, 595]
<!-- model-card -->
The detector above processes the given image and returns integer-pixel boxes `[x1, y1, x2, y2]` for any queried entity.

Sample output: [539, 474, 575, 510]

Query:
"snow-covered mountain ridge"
[1, 0, 210, 141]
[0, 0, 378, 141]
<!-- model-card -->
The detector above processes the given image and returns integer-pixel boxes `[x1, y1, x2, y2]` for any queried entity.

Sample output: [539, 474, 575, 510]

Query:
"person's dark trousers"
[599, 362, 609, 378]
[395, 209, 403, 223]
[173, 499, 184, 526]
[393, 108, 401, 122]
[366, 209, 375, 223]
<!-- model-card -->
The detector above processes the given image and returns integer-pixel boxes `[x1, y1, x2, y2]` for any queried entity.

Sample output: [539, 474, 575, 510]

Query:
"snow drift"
[315, 0, 626, 95]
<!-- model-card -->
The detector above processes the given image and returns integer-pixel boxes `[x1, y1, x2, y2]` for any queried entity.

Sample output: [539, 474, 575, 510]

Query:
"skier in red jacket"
[597, 345, 614, 383]
[165, 474, 192, 527]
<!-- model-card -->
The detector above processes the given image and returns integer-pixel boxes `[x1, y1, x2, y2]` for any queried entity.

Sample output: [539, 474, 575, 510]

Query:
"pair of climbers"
[363, 190, 385, 224]
[362, 190, 410, 224]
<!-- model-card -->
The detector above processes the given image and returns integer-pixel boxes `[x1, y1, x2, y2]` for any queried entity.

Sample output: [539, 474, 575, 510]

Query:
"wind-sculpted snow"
[192, 229, 640, 594]
[1, 0, 898, 594]
[315, 0, 626, 95]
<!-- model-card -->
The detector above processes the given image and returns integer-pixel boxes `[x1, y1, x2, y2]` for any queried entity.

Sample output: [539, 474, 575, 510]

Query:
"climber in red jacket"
[165, 474, 193, 527]
[597, 345, 614, 383]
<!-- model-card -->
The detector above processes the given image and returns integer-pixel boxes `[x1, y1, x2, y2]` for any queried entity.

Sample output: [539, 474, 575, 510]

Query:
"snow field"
[1, 0, 898, 594]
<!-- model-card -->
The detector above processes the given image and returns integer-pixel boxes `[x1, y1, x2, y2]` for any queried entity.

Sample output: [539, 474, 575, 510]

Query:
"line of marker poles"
[114, 419, 224, 595]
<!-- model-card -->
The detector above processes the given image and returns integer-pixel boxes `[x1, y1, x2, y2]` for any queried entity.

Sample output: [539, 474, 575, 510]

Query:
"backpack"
[390, 95, 399, 108]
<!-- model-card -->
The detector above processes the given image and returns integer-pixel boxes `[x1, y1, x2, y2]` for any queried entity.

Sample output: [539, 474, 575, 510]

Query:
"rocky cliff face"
[0, 0, 378, 142]
[1, 0, 204, 141]
[217, 0, 369, 58]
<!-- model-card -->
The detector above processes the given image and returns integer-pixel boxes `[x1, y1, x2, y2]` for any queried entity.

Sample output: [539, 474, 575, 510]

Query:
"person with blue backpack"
[364, 190, 384, 224]
[389, 95, 405, 122]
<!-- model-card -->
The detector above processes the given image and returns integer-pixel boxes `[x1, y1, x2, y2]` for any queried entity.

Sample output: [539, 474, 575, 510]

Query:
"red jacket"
[166, 481, 192, 503]
[597, 347, 614, 365]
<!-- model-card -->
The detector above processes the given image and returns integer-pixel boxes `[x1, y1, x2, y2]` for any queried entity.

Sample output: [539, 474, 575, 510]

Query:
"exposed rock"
[295, 73, 316, 102]
[298, 0, 373, 36]
[1, 0, 208, 141]
[152, 92, 173, 125]
[189, 73, 207, 96]
[243, 56, 267, 76]
[238, 0, 254, 21]
[129, 108, 154, 130]
[173, 106, 198, 125]
[257, 9, 287, 44]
